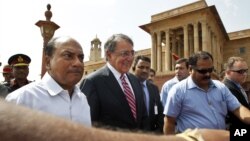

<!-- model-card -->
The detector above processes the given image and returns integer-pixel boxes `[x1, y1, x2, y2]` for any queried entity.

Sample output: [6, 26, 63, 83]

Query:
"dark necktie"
[120, 74, 137, 120]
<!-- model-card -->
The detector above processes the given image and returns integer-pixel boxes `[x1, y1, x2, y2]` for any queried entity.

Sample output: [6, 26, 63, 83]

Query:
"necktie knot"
[120, 74, 125, 80]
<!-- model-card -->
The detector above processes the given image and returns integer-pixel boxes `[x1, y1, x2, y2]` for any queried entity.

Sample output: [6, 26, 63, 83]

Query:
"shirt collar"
[173, 76, 180, 83]
[107, 62, 123, 80]
[187, 76, 215, 89]
[42, 72, 79, 97]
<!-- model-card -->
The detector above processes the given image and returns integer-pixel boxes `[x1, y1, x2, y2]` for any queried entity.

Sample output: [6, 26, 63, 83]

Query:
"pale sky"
[0, 0, 249, 81]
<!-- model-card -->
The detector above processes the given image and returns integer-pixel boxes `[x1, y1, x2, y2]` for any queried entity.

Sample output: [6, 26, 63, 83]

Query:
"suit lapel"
[103, 67, 128, 103]
[224, 78, 249, 106]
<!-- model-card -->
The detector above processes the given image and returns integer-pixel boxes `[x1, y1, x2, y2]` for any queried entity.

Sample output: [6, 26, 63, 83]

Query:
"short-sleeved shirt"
[160, 76, 179, 107]
[5, 73, 91, 126]
[164, 76, 240, 132]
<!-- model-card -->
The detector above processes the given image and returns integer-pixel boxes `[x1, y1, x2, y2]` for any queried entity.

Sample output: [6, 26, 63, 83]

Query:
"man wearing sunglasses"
[163, 51, 250, 135]
[223, 56, 250, 130]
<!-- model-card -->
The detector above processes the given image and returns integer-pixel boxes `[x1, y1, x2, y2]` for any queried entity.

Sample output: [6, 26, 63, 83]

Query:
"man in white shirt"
[5, 36, 91, 126]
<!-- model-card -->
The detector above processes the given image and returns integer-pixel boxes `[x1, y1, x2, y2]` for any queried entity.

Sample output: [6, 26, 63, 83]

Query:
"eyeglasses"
[230, 69, 248, 74]
[193, 67, 214, 74]
[113, 50, 135, 58]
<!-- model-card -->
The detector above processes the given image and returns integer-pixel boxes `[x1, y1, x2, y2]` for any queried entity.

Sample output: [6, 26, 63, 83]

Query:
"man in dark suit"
[132, 55, 163, 133]
[223, 56, 250, 130]
[80, 34, 146, 131]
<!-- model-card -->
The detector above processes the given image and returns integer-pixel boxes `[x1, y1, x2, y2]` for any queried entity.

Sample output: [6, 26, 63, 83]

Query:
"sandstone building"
[83, 0, 250, 91]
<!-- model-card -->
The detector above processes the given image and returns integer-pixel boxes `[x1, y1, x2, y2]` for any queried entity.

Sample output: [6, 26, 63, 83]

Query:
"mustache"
[16, 72, 27, 75]
[68, 68, 83, 73]
[141, 72, 148, 75]
[202, 76, 211, 80]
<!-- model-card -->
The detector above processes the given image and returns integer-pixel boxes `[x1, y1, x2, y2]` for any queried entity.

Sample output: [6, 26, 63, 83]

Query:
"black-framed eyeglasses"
[113, 50, 135, 58]
[230, 69, 248, 74]
[193, 67, 214, 74]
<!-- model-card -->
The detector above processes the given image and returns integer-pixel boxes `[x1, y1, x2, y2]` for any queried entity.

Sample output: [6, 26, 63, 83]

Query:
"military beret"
[8, 54, 31, 67]
[2, 65, 12, 73]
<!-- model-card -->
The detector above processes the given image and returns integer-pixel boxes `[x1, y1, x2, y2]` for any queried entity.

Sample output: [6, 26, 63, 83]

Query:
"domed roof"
[91, 35, 101, 44]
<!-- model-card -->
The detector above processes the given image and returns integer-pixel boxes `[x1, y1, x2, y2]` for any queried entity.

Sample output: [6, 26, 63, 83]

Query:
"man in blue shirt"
[163, 51, 250, 135]
[160, 58, 189, 107]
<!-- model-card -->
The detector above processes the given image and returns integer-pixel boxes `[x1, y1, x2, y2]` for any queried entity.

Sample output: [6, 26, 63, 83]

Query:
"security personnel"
[7, 53, 32, 93]
[1, 65, 14, 87]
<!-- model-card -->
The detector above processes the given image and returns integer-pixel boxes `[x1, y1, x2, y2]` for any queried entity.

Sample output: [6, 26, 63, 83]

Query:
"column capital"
[164, 28, 170, 33]
[183, 24, 188, 28]
[152, 31, 160, 40]
[200, 20, 207, 25]
[192, 21, 199, 26]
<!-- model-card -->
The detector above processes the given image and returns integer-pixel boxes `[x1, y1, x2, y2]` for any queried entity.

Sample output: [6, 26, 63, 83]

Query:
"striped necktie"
[120, 74, 137, 120]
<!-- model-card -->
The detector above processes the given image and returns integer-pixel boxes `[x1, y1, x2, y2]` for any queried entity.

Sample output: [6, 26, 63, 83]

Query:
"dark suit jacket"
[80, 65, 147, 130]
[143, 80, 164, 133]
[223, 78, 250, 129]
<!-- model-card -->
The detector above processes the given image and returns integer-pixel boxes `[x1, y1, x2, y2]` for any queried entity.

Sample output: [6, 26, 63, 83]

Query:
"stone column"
[214, 36, 218, 69]
[193, 22, 199, 53]
[201, 21, 208, 52]
[183, 25, 189, 58]
[217, 38, 222, 71]
[189, 30, 194, 56]
[207, 26, 211, 53]
[157, 32, 162, 72]
[172, 34, 176, 70]
[212, 34, 217, 69]
[165, 29, 171, 71]
[172, 34, 176, 53]
[177, 36, 182, 57]
[151, 34, 156, 70]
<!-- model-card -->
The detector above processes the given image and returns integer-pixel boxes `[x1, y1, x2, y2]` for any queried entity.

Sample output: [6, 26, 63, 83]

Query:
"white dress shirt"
[5, 73, 91, 126]
[107, 63, 135, 96]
